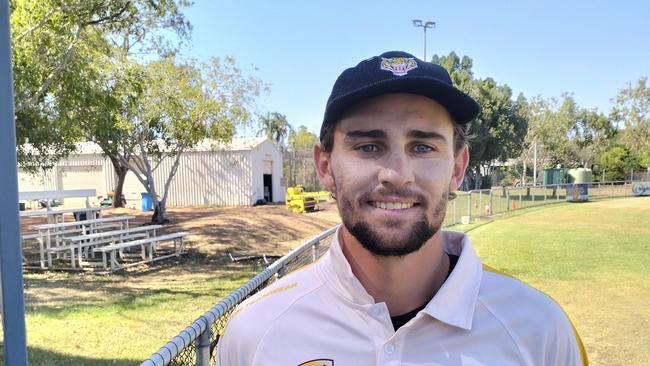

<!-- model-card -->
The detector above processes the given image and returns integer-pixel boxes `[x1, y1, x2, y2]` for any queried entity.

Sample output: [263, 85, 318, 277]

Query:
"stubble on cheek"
[333, 168, 451, 257]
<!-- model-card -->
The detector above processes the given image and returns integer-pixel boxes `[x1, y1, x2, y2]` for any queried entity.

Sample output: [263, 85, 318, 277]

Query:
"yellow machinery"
[285, 185, 331, 213]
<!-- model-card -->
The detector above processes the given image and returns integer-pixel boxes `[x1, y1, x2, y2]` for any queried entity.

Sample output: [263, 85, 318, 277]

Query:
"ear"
[314, 143, 335, 190]
[449, 144, 469, 191]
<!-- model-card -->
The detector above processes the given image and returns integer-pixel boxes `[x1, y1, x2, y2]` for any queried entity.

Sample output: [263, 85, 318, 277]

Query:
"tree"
[599, 145, 639, 181]
[285, 126, 319, 189]
[115, 57, 263, 223]
[70, 54, 148, 207]
[288, 125, 318, 151]
[258, 112, 291, 147]
[432, 52, 528, 189]
[524, 94, 616, 183]
[10, 0, 192, 171]
[612, 77, 650, 171]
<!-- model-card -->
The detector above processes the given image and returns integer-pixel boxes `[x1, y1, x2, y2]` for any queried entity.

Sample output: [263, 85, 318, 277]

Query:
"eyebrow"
[407, 129, 448, 143]
[344, 130, 387, 140]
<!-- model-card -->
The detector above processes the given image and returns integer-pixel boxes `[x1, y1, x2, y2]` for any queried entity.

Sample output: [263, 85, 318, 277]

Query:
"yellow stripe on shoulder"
[482, 264, 589, 365]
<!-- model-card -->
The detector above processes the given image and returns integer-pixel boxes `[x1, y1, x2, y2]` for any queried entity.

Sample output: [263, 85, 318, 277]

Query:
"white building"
[18, 137, 285, 207]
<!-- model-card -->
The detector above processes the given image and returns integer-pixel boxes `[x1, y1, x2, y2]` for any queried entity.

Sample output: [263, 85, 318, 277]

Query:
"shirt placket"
[369, 302, 406, 366]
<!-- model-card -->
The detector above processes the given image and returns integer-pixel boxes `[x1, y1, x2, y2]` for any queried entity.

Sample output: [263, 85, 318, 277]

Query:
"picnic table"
[60, 225, 162, 269]
[31, 215, 135, 269]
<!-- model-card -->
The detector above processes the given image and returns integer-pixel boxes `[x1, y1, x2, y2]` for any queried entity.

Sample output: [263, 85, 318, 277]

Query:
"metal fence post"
[530, 186, 534, 204]
[195, 325, 211, 366]
[488, 190, 493, 215]
[506, 188, 510, 211]
[478, 191, 483, 218]
[467, 191, 472, 220]
[312, 240, 320, 262]
[0, 2, 29, 364]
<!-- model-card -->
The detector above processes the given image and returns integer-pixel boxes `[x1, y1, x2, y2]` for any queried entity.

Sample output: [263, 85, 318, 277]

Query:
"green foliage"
[285, 126, 320, 189]
[117, 56, 264, 222]
[521, 93, 616, 184]
[599, 144, 640, 181]
[288, 125, 318, 152]
[612, 77, 650, 167]
[432, 52, 528, 188]
[10, 0, 192, 171]
[258, 112, 291, 147]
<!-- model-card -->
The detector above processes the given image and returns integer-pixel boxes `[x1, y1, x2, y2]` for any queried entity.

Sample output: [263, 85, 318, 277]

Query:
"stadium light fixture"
[412, 19, 436, 60]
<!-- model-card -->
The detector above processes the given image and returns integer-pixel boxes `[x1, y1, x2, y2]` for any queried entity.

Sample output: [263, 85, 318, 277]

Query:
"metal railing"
[443, 180, 638, 226]
[140, 226, 338, 366]
[142, 180, 644, 366]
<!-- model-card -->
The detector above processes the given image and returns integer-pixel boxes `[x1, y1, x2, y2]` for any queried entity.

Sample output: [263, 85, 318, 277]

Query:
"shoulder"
[478, 265, 587, 365]
[217, 262, 325, 365]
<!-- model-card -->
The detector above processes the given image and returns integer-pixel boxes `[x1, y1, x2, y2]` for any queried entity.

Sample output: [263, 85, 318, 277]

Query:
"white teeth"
[373, 202, 414, 210]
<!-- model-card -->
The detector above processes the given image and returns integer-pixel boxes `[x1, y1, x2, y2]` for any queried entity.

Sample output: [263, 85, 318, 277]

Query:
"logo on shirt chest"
[298, 359, 333, 366]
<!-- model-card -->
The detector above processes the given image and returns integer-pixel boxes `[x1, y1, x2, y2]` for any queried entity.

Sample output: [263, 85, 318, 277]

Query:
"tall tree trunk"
[151, 200, 167, 224]
[109, 156, 128, 208]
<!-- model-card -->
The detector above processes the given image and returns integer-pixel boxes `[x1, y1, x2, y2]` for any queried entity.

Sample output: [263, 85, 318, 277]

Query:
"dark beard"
[337, 185, 448, 257]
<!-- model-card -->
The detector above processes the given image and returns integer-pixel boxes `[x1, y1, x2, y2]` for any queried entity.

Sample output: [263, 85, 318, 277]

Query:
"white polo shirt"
[217, 228, 587, 365]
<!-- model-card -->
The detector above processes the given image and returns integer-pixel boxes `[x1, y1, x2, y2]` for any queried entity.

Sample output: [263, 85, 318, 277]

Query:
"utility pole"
[412, 19, 436, 60]
[0, 0, 29, 364]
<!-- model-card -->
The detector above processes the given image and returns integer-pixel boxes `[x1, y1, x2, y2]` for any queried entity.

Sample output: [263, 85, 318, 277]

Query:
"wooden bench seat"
[93, 232, 189, 272]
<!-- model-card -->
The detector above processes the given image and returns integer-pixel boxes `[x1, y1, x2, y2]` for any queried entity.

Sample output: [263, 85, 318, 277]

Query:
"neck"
[339, 226, 449, 316]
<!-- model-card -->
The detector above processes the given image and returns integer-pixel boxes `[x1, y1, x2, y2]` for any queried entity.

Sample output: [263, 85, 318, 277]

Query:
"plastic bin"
[141, 192, 153, 212]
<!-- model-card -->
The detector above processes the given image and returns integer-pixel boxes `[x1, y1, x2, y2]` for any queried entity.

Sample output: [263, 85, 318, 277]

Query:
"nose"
[377, 151, 415, 187]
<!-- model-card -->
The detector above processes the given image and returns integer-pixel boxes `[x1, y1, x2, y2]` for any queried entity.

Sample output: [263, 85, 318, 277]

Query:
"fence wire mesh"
[141, 226, 336, 366]
[143, 179, 645, 366]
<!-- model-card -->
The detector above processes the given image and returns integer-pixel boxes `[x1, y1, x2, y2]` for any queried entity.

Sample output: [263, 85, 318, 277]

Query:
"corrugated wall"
[152, 150, 253, 206]
[18, 147, 267, 207]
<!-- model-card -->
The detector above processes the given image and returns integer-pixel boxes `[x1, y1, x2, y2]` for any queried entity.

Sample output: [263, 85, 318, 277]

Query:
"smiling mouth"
[370, 201, 417, 210]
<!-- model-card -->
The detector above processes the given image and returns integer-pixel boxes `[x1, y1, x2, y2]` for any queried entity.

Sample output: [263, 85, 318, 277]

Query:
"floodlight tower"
[412, 19, 436, 61]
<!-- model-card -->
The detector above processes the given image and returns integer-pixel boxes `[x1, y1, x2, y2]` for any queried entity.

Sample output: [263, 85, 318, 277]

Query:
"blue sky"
[181, 0, 649, 136]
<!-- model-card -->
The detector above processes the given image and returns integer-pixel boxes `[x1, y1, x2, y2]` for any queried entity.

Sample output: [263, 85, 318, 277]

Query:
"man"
[217, 51, 588, 365]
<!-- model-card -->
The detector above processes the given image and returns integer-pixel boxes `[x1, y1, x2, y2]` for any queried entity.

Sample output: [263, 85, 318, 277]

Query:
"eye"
[359, 144, 379, 153]
[413, 144, 434, 153]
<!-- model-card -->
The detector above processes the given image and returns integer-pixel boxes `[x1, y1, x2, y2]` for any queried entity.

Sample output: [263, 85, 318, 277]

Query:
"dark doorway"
[263, 174, 273, 203]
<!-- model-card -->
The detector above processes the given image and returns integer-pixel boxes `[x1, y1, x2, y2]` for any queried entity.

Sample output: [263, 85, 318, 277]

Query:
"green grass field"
[2, 196, 648, 365]
[2, 261, 257, 365]
[462, 197, 650, 366]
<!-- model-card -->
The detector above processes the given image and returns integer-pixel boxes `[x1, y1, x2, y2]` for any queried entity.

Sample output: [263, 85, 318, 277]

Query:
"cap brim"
[323, 76, 480, 129]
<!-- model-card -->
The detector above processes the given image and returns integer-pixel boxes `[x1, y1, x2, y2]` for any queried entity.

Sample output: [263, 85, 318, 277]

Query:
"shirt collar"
[319, 227, 482, 330]
[319, 227, 376, 305]
[421, 230, 482, 330]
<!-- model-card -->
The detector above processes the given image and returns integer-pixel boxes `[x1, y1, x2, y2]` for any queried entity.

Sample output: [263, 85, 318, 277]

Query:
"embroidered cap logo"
[380, 57, 418, 76]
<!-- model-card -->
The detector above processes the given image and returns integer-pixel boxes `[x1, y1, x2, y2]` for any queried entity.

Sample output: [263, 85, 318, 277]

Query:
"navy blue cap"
[320, 51, 480, 140]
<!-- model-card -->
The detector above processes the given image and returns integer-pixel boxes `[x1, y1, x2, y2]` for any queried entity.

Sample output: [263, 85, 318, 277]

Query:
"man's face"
[315, 93, 468, 257]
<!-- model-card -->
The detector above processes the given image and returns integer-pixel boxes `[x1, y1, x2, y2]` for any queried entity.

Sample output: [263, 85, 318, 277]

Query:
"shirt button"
[385, 344, 395, 354]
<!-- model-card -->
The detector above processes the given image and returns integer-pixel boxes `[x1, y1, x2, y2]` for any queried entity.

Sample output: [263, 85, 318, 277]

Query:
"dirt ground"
[21, 201, 341, 267]
[21, 201, 341, 311]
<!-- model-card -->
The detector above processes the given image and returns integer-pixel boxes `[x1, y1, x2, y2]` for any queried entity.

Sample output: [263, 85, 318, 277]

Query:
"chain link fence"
[444, 180, 638, 225]
[140, 226, 337, 366]
[142, 179, 645, 366]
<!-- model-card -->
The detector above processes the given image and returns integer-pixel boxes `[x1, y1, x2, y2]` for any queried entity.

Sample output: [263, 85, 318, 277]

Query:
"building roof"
[72, 137, 273, 155]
